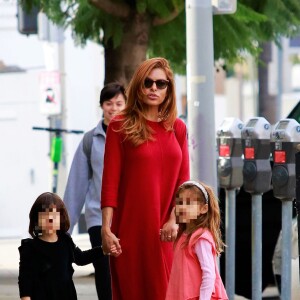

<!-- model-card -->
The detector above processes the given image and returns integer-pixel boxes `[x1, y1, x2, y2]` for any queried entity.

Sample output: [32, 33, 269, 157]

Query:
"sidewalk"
[0, 234, 279, 300]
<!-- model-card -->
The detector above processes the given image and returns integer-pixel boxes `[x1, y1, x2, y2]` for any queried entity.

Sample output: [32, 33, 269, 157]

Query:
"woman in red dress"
[101, 57, 190, 300]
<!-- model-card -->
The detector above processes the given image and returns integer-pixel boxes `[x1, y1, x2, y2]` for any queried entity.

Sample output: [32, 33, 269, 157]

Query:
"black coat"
[18, 233, 102, 300]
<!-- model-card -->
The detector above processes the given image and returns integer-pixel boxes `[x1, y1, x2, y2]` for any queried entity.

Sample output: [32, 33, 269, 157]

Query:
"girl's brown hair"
[175, 182, 225, 255]
[28, 192, 70, 238]
[119, 57, 177, 146]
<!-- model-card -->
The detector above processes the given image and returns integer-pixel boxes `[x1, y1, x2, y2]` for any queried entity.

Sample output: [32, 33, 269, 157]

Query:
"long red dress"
[101, 117, 190, 300]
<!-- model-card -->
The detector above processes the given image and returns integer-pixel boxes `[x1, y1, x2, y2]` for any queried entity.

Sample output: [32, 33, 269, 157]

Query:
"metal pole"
[276, 37, 283, 121]
[186, 0, 217, 193]
[252, 194, 262, 300]
[42, 16, 66, 195]
[281, 200, 292, 300]
[225, 189, 236, 300]
[52, 162, 59, 193]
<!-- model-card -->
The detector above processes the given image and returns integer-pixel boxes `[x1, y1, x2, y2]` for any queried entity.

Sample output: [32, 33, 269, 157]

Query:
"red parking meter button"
[245, 147, 255, 159]
[274, 151, 286, 163]
[219, 145, 230, 157]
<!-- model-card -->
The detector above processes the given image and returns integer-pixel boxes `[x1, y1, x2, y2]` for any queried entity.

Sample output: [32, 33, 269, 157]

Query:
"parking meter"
[217, 117, 244, 189]
[271, 118, 300, 199]
[241, 117, 272, 299]
[241, 117, 272, 194]
[271, 119, 300, 300]
[216, 117, 244, 299]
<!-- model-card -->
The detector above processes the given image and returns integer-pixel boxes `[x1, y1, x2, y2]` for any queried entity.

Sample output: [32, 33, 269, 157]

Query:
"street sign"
[39, 71, 61, 115]
[212, 0, 237, 14]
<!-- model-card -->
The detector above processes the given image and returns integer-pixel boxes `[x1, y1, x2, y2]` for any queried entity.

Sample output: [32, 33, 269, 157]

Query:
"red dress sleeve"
[101, 119, 123, 209]
[174, 118, 190, 188]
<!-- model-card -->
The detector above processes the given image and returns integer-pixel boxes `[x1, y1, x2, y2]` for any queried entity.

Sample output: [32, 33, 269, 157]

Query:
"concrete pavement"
[0, 234, 280, 300]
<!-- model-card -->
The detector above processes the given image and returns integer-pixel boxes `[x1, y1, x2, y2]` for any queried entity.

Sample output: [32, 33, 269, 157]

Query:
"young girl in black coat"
[18, 192, 107, 300]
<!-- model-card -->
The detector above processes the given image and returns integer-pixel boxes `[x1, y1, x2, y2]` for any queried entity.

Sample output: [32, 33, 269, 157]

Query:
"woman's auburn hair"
[28, 192, 70, 238]
[119, 57, 177, 146]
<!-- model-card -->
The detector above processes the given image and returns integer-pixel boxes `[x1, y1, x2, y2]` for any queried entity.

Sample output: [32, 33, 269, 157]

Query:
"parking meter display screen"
[245, 147, 255, 159]
[276, 121, 289, 130]
[246, 119, 258, 127]
[274, 150, 286, 163]
[219, 145, 230, 157]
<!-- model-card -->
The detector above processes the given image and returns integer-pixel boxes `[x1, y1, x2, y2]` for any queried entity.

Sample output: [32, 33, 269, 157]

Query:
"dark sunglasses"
[144, 78, 169, 89]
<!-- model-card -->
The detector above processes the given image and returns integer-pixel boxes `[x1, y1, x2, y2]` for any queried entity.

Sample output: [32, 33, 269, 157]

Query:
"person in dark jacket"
[18, 192, 105, 300]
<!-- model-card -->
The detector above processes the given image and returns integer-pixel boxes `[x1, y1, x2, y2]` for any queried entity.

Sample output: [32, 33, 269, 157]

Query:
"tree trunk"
[258, 42, 277, 124]
[104, 12, 151, 86]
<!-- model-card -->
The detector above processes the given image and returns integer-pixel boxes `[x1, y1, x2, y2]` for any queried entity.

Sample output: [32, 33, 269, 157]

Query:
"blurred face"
[175, 189, 204, 224]
[141, 68, 169, 108]
[101, 93, 126, 125]
[38, 206, 60, 234]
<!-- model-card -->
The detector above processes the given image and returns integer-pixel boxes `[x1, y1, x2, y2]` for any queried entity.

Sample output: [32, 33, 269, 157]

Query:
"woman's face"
[141, 68, 169, 109]
[101, 93, 126, 125]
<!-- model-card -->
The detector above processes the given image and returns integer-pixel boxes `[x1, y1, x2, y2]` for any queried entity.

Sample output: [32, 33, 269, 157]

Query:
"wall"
[0, 1, 103, 238]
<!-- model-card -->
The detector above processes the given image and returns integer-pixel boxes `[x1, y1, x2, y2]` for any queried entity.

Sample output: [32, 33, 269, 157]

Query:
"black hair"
[99, 82, 126, 106]
[28, 192, 70, 238]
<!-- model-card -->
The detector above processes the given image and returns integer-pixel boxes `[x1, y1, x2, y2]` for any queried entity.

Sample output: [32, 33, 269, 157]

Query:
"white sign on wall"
[39, 71, 61, 115]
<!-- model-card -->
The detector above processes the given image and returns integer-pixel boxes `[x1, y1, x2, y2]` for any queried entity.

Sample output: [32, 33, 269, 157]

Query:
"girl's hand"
[160, 220, 178, 242]
[101, 227, 122, 256]
[110, 244, 122, 257]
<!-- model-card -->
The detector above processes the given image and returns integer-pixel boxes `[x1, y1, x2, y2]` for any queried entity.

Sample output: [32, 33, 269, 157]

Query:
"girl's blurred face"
[38, 206, 60, 234]
[101, 93, 126, 125]
[175, 189, 202, 224]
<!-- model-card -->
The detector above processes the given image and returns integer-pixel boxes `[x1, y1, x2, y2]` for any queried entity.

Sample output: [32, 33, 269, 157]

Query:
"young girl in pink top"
[166, 181, 228, 300]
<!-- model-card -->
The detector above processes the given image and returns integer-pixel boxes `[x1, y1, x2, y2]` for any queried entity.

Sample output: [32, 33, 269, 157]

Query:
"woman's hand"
[101, 227, 122, 257]
[160, 208, 178, 242]
[101, 207, 122, 257]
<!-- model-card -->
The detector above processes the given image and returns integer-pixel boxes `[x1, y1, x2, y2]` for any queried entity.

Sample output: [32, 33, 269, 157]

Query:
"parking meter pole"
[225, 189, 236, 300]
[217, 118, 244, 300]
[241, 117, 272, 300]
[296, 150, 300, 281]
[252, 194, 262, 300]
[281, 200, 293, 300]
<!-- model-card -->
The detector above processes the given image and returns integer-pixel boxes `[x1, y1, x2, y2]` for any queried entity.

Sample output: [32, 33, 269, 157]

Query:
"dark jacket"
[18, 233, 102, 300]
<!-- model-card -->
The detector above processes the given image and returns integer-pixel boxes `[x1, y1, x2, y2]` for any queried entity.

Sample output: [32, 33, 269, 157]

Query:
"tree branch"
[153, 4, 184, 26]
[89, 0, 131, 19]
